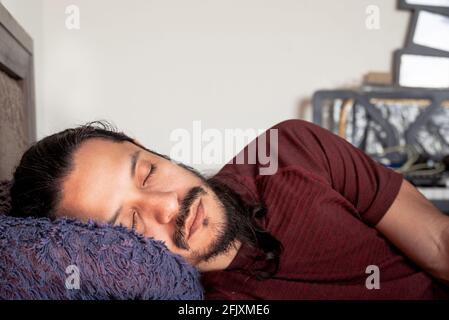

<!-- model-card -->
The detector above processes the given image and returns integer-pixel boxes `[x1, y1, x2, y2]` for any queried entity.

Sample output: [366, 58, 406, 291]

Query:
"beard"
[136, 150, 258, 264]
[144, 157, 281, 279]
[171, 173, 255, 264]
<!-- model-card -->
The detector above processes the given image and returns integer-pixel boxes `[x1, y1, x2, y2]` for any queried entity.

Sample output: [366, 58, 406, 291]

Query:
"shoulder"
[267, 119, 337, 158]
[214, 119, 333, 181]
[271, 119, 308, 129]
[269, 119, 330, 137]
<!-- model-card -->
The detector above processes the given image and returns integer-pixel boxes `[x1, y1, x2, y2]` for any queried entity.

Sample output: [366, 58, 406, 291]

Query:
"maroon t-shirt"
[201, 119, 449, 299]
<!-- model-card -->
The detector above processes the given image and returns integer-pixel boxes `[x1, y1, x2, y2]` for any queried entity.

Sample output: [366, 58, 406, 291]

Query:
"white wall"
[1, 0, 410, 171]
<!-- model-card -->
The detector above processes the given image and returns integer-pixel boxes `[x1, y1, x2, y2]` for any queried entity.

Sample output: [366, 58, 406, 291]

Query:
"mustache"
[173, 186, 206, 250]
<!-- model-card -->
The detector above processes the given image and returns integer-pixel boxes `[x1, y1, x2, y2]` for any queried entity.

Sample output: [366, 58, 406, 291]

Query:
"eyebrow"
[108, 150, 141, 224]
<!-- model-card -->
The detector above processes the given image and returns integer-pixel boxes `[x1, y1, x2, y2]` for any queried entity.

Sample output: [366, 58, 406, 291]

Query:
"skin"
[57, 138, 240, 272]
[377, 179, 449, 285]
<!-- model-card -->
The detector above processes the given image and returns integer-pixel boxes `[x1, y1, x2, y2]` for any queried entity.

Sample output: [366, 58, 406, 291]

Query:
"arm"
[270, 120, 449, 283]
[376, 179, 449, 285]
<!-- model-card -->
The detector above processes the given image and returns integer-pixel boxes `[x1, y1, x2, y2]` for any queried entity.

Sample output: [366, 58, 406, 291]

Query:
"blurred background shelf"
[312, 86, 449, 214]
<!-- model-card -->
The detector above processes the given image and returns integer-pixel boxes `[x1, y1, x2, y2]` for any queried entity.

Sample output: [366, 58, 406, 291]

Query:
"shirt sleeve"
[271, 119, 404, 226]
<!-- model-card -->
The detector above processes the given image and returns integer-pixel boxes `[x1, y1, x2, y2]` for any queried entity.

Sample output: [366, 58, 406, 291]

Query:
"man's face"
[58, 138, 229, 267]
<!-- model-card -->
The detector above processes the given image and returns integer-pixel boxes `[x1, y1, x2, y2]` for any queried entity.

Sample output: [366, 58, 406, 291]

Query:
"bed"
[0, 2, 35, 181]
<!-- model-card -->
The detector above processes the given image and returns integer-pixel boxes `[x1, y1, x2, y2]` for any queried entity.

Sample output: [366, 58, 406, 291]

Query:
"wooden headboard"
[0, 3, 35, 180]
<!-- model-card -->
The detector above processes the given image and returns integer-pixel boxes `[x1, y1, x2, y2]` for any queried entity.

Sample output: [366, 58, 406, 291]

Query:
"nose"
[139, 191, 179, 225]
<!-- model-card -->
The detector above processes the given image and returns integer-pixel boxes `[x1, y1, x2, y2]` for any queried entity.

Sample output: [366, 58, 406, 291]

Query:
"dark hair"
[9, 121, 143, 218]
[206, 177, 283, 280]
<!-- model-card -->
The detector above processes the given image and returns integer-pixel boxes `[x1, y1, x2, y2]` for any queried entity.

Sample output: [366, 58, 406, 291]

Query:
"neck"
[197, 240, 242, 272]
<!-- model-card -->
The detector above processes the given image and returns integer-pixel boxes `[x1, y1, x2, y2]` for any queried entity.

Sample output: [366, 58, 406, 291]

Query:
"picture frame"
[404, 10, 449, 56]
[398, 0, 449, 14]
[393, 48, 449, 89]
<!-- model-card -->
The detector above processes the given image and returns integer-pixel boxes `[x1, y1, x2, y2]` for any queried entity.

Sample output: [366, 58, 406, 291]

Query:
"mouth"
[185, 198, 204, 240]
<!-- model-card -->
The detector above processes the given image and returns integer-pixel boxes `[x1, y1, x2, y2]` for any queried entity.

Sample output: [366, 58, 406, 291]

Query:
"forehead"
[72, 138, 138, 166]
[57, 139, 141, 221]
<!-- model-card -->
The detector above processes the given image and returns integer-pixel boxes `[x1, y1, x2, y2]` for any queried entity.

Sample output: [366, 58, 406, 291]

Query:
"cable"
[374, 144, 420, 173]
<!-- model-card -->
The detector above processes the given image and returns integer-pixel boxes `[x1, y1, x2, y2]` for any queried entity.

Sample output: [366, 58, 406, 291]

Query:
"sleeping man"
[9, 119, 449, 299]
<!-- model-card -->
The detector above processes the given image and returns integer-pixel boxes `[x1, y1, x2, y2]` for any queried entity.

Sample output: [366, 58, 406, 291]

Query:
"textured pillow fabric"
[0, 215, 204, 300]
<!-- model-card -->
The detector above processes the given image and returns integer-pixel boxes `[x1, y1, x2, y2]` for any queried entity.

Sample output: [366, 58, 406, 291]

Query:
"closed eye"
[142, 164, 157, 187]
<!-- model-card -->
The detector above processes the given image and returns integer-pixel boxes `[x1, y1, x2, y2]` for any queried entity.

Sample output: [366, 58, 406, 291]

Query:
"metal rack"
[312, 87, 449, 214]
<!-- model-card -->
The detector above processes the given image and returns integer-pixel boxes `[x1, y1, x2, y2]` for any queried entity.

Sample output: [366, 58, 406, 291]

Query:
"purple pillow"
[0, 214, 203, 300]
